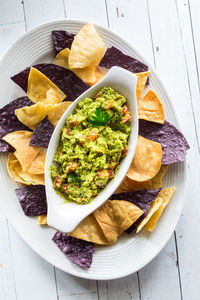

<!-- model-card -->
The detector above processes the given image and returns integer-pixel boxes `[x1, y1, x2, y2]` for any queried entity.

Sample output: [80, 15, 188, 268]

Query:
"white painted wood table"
[0, 0, 199, 299]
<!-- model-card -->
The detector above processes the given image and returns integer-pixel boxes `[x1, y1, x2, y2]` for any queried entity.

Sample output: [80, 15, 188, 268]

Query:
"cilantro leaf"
[89, 108, 111, 127]
[68, 173, 81, 182]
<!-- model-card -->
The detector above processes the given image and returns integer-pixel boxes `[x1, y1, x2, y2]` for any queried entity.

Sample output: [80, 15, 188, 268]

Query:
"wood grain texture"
[0, 0, 199, 299]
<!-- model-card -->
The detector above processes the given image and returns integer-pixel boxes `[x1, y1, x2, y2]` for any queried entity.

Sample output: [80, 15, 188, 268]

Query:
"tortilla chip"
[145, 187, 176, 232]
[11, 63, 89, 102]
[139, 120, 189, 164]
[15, 185, 47, 216]
[38, 214, 47, 225]
[136, 197, 163, 233]
[151, 165, 168, 189]
[52, 232, 94, 269]
[15, 102, 71, 130]
[138, 89, 165, 124]
[116, 175, 152, 193]
[15, 102, 47, 130]
[69, 214, 108, 245]
[136, 71, 151, 100]
[30, 117, 54, 148]
[52, 30, 75, 55]
[27, 150, 45, 175]
[54, 48, 104, 86]
[27, 67, 66, 104]
[93, 200, 143, 243]
[8, 153, 44, 185]
[3, 131, 41, 172]
[127, 135, 162, 182]
[68, 23, 105, 69]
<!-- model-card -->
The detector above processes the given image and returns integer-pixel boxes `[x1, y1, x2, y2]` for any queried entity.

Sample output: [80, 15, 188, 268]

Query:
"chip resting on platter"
[52, 30, 75, 55]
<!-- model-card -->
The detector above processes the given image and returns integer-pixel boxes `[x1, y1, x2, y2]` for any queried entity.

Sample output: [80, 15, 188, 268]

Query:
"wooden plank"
[8, 224, 58, 300]
[64, 0, 108, 27]
[59, 292, 97, 300]
[55, 270, 97, 297]
[0, 211, 16, 300]
[0, 0, 24, 24]
[23, 0, 65, 30]
[0, 22, 26, 57]
[139, 236, 181, 300]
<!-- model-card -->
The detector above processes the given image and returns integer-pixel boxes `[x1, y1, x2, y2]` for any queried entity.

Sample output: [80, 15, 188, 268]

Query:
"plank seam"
[104, 0, 110, 28]
[146, 0, 156, 68]
[63, 0, 66, 18]
[174, 231, 183, 300]
[53, 267, 59, 300]
[175, 0, 200, 153]
[96, 280, 100, 300]
[22, 0, 27, 31]
[137, 272, 142, 300]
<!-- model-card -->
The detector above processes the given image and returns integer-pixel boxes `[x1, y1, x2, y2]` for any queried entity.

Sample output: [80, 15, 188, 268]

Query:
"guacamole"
[50, 87, 131, 204]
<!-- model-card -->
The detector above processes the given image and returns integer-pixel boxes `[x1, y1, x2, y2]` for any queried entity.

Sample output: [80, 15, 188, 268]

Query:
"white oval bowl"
[46, 66, 138, 233]
[0, 19, 187, 280]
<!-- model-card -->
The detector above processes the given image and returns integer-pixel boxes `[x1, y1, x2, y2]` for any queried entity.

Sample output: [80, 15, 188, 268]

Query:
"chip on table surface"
[68, 23, 106, 69]
[145, 186, 176, 232]
[27, 67, 66, 104]
[2, 131, 45, 174]
[8, 153, 45, 185]
[138, 89, 165, 124]
[127, 135, 162, 182]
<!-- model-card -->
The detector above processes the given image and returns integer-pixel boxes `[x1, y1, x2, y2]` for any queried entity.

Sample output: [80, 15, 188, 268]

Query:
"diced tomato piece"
[54, 176, 62, 188]
[79, 135, 87, 145]
[106, 101, 113, 109]
[68, 162, 78, 173]
[89, 131, 98, 141]
[122, 105, 128, 114]
[121, 145, 128, 157]
[122, 113, 131, 124]
[76, 197, 83, 203]
[63, 184, 69, 194]
[68, 116, 78, 126]
[108, 170, 114, 178]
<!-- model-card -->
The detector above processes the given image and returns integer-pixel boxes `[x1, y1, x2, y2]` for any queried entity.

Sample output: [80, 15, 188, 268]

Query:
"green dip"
[50, 87, 131, 204]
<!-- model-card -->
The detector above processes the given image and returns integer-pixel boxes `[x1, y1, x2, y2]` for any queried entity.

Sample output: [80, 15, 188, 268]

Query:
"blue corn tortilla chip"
[139, 120, 189, 164]
[0, 97, 33, 152]
[52, 30, 75, 56]
[30, 117, 54, 148]
[52, 231, 94, 269]
[110, 189, 161, 233]
[11, 63, 89, 102]
[100, 46, 148, 74]
[15, 185, 47, 216]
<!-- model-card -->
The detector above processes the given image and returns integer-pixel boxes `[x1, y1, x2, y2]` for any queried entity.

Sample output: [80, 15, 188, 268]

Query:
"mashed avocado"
[50, 87, 131, 204]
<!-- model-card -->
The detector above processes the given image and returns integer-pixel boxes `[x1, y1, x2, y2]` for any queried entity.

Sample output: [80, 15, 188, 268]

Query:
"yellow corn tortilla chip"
[54, 48, 104, 86]
[27, 150, 45, 175]
[27, 67, 66, 104]
[127, 135, 162, 182]
[15, 102, 71, 130]
[38, 214, 47, 225]
[3, 131, 41, 172]
[93, 200, 143, 243]
[15, 102, 47, 130]
[46, 102, 72, 127]
[145, 186, 176, 232]
[116, 175, 152, 193]
[68, 23, 105, 69]
[136, 197, 163, 233]
[138, 89, 165, 124]
[151, 165, 168, 189]
[7, 153, 45, 185]
[136, 71, 151, 100]
[69, 214, 109, 245]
